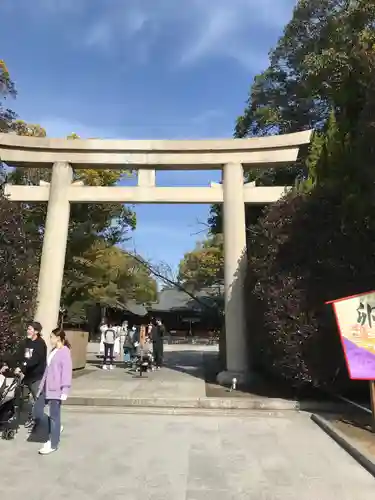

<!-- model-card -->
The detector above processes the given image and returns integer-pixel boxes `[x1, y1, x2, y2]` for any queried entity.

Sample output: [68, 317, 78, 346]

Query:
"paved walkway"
[68, 345, 343, 411]
[73, 344, 212, 400]
[1, 409, 373, 499]
[71, 345, 340, 412]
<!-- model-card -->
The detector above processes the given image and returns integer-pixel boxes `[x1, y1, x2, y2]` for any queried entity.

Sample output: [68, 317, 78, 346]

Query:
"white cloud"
[179, 0, 297, 68]
[84, 4, 149, 51]
[22, 0, 297, 69]
[34, 111, 225, 140]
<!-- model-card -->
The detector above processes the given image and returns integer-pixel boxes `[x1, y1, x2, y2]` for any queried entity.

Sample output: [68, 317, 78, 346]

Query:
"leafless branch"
[125, 251, 219, 313]
[188, 217, 210, 237]
[190, 228, 208, 237]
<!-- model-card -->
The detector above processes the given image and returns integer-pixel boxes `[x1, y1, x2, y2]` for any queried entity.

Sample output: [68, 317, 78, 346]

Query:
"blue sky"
[0, 0, 296, 272]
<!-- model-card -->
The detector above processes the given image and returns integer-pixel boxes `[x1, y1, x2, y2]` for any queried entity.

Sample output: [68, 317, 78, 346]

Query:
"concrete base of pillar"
[216, 370, 256, 389]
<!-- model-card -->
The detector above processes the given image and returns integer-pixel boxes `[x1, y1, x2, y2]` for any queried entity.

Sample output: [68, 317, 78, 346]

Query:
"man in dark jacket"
[151, 318, 166, 369]
[2, 321, 47, 429]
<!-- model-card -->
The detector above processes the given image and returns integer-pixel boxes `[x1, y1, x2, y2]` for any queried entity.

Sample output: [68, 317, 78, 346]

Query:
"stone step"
[63, 405, 288, 417]
[65, 395, 349, 413]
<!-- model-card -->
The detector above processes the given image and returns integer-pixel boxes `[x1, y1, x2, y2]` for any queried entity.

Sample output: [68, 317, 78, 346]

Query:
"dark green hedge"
[247, 186, 375, 391]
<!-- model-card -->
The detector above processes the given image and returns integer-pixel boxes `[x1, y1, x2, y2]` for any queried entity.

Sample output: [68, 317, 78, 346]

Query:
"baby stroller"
[123, 334, 137, 366]
[0, 374, 23, 440]
[133, 341, 154, 376]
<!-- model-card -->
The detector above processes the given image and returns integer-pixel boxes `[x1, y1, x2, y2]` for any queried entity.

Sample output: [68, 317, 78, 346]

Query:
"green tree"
[10, 120, 47, 137]
[220, 0, 375, 225]
[236, 0, 375, 142]
[178, 234, 224, 293]
[8, 132, 137, 315]
[0, 60, 16, 132]
[209, 0, 375, 233]
[0, 177, 40, 359]
[240, 0, 375, 391]
[64, 241, 157, 323]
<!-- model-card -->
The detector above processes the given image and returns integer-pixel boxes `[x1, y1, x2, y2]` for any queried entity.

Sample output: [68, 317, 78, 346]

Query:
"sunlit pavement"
[1, 409, 374, 499]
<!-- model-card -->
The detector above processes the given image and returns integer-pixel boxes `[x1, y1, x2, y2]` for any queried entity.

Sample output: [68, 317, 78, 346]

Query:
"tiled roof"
[148, 287, 221, 312]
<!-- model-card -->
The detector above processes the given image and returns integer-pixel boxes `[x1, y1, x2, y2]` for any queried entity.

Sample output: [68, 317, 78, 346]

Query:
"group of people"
[0, 321, 72, 456]
[100, 317, 166, 371]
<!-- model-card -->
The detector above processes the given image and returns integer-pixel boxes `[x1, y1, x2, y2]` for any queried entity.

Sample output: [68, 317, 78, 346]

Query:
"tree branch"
[125, 251, 220, 314]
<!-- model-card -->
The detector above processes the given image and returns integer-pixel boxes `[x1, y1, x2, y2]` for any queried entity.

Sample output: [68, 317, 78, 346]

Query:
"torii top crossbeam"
[0, 130, 312, 169]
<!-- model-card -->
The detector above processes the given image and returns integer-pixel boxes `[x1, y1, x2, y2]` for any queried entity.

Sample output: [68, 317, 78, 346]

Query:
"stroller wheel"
[2, 429, 15, 440]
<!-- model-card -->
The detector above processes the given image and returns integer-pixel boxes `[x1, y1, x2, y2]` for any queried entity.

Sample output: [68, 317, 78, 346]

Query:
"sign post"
[327, 291, 375, 432]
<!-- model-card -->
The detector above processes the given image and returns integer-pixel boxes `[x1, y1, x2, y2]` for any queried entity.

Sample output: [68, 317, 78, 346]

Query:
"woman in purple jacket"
[34, 328, 72, 455]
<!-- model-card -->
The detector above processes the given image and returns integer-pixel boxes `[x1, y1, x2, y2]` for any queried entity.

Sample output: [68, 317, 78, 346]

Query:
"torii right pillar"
[217, 162, 249, 386]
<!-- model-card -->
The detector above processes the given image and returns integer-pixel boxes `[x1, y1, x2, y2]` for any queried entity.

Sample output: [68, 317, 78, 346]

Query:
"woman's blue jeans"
[33, 393, 62, 449]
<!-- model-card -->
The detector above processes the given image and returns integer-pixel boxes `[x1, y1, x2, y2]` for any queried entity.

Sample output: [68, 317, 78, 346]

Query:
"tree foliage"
[178, 234, 224, 293]
[248, 183, 375, 390]
[242, 0, 375, 389]
[64, 241, 157, 323]
[236, 0, 375, 138]
[0, 184, 40, 358]
[0, 60, 16, 132]
[7, 128, 138, 321]
[0, 63, 40, 355]
[208, 0, 375, 238]
[10, 120, 47, 137]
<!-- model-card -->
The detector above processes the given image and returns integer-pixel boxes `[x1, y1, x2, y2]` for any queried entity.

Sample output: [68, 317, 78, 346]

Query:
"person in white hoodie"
[101, 320, 119, 370]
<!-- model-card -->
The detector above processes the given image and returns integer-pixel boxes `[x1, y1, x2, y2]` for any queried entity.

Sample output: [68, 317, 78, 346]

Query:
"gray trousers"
[25, 379, 42, 420]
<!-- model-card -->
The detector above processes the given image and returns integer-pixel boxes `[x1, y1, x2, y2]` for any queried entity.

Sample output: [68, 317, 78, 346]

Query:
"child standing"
[34, 328, 72, 455]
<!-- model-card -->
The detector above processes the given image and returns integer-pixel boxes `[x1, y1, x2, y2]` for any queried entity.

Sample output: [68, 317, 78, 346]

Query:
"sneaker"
[39, 441, 57, 455]
[24, 418, 34, 429]
[27, 420, 40, 433]
[109, 365, 115, 370]
[102, 365, 108, 370]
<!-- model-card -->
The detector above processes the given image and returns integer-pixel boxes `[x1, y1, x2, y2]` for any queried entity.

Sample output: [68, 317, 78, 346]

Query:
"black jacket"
[151, 324, 166, 343]
[13, 337, 47, 383]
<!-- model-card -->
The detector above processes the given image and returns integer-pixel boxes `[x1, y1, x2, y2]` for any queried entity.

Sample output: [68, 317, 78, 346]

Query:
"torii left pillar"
[34, 162, 73, 347]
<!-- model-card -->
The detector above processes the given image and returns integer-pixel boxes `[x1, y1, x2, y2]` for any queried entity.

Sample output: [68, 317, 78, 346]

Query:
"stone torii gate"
[0, 130, 312, 384]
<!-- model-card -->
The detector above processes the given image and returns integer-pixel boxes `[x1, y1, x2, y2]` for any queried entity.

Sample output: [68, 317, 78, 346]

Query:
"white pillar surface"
[138, 169, 156, 187]
[217, 162, 249, 385]
[34, 162, 73, 345]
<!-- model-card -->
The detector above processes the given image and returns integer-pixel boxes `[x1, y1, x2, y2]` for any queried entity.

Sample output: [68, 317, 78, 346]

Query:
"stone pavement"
[69, 344, 344, 412]
[74, 343, 209, 400]
[69, 345, 302, 410]
[1, 409, 374, 499]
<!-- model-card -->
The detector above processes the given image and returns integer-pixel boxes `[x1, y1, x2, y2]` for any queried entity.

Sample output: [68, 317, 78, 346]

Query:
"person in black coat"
[1, 321, 47, 429]
[151, 318, 166, 369]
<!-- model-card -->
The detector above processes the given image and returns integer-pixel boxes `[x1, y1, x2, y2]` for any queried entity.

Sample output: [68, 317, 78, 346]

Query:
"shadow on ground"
[164, 349, 341, 401]
[163, 350, 207, 378]
[162, 349, 303, 400]
[26, 422, 49, 444]
[85, 347, 336, 401]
